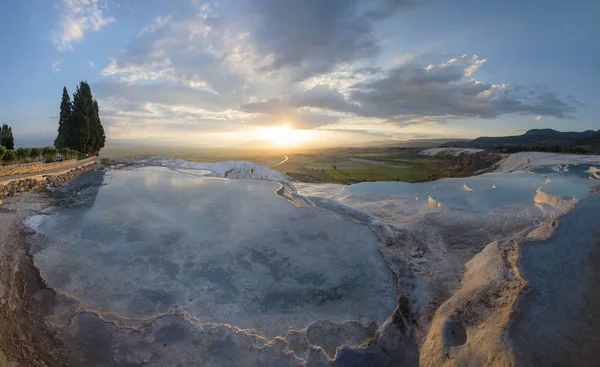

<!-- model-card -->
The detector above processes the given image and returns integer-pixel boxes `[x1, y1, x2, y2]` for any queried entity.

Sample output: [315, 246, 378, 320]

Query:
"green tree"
[2, 149, 16, 165]
[64, 82, 92, 155]
[29, 147, 42, 161]
[58, 81, 105, 156]
[16, 148, 30, 163]
[43, 146, 58, 163]
[89, 99, 105, 155]
[54, 87, 72, 149]
[0, 146, 6, 161]
[0, 124, 14, 150]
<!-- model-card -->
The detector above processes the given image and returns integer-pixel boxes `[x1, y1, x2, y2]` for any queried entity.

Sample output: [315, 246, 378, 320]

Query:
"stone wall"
[0, 157, 95, 177]
[0, 162, 43, 177]
[0, 161, 97, 198]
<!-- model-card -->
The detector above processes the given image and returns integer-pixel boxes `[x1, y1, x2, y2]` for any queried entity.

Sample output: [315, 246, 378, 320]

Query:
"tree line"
[0, 146, 79, 165]
[0, 81, 105, 166]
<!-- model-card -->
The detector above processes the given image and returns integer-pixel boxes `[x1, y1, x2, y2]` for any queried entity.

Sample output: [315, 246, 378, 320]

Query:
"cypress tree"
[65, 82, 92, 155]
[58, 81, 105, 156]
[0, 124, 14, 150]
[54, 87, 72, 149]
[0, 125, 5, 147]
[87, 95, 98, 155]
[92, 100, 105, 154]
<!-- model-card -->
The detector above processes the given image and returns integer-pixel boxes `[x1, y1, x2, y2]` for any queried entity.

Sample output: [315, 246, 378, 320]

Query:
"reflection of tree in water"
[51, 169, 106, 209]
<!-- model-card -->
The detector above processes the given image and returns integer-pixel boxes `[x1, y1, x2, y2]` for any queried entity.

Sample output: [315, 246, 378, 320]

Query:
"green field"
[271, 148, 446, 183]
[103, 145, 469, 184]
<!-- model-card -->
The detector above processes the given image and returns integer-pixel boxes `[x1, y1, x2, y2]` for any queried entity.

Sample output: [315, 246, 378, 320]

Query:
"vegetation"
[15, 148, 31, 162]
[0, 81, 105, 167]
[492, 145, 591, 154]
[0, 124, 14, 150]
[2, 149, 16, 165]
[54, 81, 105, 156]
[60, 147, 79, 160]
[29, 147, 42, 161]
[270, 148, 447, 183]
[0, 146, 79, 166]
[42, 147, 59, 163]
[54, 87, 71, 149]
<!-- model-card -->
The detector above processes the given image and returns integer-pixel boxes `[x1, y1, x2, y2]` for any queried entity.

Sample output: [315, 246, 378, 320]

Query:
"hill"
[445, 129, 599, 153]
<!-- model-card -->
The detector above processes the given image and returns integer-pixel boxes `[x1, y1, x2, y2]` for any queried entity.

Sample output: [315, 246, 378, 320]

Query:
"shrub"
[60, 147, 69, 160]
[16, 147, 31, 163]
[0, 146, 6, 161]
[61, 148, 79, 160]
[43, 146, 58, 163]
[2, 149, 16, 165]
[29, 147, 42, 161]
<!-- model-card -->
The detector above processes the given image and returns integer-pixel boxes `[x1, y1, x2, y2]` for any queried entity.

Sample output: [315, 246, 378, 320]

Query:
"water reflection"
[32, 167, 397, 337]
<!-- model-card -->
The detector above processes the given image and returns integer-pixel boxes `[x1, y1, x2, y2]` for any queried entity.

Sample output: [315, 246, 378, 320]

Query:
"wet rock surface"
[2, 158, 600, 366]
[24, 166, 406, 366]
[509, 194, 600, 366]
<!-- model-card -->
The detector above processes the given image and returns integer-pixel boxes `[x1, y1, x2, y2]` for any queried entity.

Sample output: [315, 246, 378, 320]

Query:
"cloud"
[93, 2, 581, 141]
[251, 0, 413, 80]
[243, 54, 580, 124]
[100, 8, 261, 105]
[94, 80, 228, 112]
[52, 60, 63, 73]
[52, 0, 115, 51]
[94, 1, 420, 138]
[534, 116, 543, 121]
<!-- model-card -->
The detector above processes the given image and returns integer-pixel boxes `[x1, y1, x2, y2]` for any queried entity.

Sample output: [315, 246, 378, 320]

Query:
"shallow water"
[509, 194, 600, 365]
[31, 167, 397, 337]
[302, 165, 599, 213]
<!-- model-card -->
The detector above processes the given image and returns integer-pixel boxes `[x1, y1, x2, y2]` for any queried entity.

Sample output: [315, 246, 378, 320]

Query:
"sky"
[0, 0, 598, 149]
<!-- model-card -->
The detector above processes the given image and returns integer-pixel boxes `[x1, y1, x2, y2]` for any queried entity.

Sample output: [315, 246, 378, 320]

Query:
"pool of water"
[30, 167, 397, 337]
[337, 167, 599, 212]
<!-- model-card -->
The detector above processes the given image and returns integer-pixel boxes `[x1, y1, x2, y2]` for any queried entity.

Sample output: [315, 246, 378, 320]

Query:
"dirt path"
[0, 157, 96, 185]
[271, 155, 289, 168]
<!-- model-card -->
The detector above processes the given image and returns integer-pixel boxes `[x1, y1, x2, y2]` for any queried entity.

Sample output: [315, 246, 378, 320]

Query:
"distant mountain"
[445, 129, 599, 152]
[575, 130, 600, 151]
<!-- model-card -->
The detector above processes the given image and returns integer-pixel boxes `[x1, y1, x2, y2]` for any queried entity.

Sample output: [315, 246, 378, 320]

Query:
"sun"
[260, 125, 302, 147]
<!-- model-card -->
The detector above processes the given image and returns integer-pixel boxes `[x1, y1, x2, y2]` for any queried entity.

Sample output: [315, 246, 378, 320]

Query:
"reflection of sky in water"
[344, 166, 599, 212]
[33, 167, 396, 337]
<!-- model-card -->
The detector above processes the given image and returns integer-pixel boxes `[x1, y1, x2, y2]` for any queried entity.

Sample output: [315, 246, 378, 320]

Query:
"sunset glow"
[259, 125, 312, 147]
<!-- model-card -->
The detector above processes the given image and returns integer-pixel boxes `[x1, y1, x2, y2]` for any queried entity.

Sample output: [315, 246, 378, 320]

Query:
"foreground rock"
[0, 191, 68, 366]
[0, 161, 97, 199]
